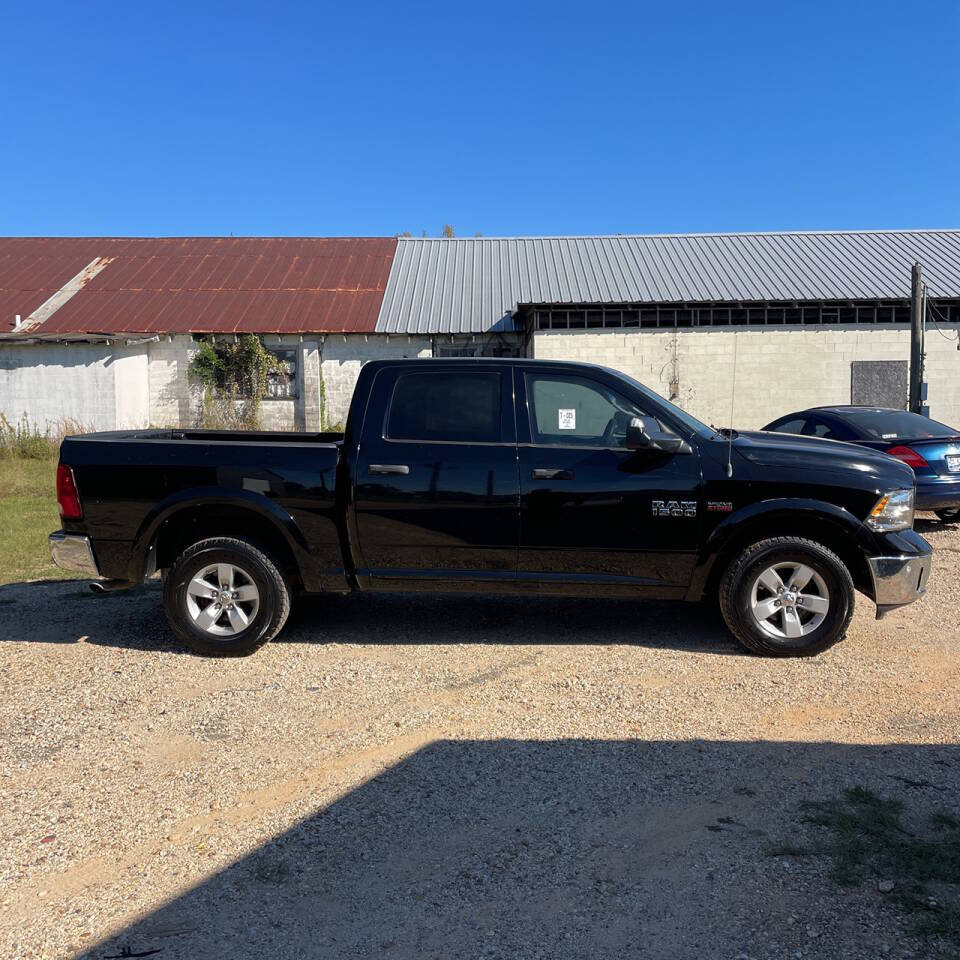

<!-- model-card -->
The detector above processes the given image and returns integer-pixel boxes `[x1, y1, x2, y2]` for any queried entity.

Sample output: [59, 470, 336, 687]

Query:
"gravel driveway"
[2, 518, 958, 960]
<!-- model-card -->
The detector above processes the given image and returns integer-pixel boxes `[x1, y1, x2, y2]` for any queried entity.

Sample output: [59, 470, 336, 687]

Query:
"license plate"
[947, 455, 960, 473]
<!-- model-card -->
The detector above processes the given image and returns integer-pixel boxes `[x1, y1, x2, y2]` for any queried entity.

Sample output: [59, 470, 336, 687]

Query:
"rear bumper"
[868, 550, 932, 618]
[916, 480, 960, 511]
[49, 531, 101, 577]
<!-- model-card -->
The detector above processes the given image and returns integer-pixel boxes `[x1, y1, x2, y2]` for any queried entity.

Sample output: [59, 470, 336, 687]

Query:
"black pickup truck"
[50, 358, 932, 658]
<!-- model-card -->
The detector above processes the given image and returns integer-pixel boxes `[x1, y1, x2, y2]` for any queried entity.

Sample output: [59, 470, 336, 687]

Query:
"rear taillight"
[886, 445, 930, 470]
[56, 463, 83, 520]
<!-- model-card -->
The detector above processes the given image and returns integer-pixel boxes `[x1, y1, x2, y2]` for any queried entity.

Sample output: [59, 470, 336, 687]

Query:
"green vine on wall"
[188, 335, 283, 429]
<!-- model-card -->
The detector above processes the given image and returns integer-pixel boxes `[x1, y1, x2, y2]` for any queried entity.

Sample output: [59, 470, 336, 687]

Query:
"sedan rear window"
[841, 410, 957, 441]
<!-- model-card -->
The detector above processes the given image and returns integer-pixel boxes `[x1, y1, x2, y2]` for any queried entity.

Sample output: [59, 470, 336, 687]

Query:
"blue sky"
[2, 0, 957, 237]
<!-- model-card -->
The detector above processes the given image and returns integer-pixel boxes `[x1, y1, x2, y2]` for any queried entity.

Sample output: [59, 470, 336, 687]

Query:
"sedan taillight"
[56, 463, 83, 520]
[886, 445, 930, 470]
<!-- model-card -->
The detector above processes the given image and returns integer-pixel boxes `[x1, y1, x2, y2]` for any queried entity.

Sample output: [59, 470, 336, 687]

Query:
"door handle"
[368, 464, 410, 475]
[532, 468, 573, 480]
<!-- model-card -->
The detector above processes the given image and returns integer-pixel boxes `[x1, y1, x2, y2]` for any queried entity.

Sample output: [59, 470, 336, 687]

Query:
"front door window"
[527, 374, 652, 448]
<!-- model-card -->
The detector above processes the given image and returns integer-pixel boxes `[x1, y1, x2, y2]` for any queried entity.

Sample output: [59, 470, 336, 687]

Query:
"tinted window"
[527, 374, 651, 447]
[806, 418, 855, 441]
[386, 371, 501, 443]
[769, 418, 807, 435]
[840, 410, 957, 441]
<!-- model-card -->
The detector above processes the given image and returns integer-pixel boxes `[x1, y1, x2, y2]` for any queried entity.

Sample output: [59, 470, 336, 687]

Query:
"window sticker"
[558, 408, 576, 430]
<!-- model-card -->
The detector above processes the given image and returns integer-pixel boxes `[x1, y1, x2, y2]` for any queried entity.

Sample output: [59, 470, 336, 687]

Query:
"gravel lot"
[2, 518, 958, 960]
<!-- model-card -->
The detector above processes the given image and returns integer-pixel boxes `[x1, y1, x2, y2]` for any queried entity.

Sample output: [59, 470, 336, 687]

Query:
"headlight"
[865, 488, 915, 532]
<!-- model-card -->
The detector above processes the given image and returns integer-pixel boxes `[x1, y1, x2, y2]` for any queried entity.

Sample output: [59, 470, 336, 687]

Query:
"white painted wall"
[112, 348, 150, 429]
[147, 336, 197, 427]
[0, 341, 149, 431]
[533, 326, 960, 429]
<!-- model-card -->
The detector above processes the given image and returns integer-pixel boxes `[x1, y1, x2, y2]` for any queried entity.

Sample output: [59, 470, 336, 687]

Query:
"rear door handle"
[532, 468, 573, 480]
[368, 464, 410, 475]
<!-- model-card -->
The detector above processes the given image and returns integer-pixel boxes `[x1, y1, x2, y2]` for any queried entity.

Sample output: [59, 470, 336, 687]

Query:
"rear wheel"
[163, 537, 291, 656]
[719, 537, 854, 657]
[935, 508, 960, 524]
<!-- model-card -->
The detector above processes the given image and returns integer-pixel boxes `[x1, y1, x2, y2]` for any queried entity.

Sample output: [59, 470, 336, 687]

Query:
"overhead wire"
[925, 292, 960, 343]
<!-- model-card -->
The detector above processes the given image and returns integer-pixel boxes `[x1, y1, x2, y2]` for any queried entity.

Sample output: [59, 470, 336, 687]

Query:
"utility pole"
[908, 262, 924, 413]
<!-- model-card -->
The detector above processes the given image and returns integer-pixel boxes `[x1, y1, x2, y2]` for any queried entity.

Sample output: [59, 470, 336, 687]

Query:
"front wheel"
[163, 537, 291, 656]
[718, 537, 855, 657]
[935, 508, 960, 524]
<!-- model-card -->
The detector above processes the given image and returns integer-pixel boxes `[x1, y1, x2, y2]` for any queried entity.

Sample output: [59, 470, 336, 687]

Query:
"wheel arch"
[689, 500, 874, 603]
[133, 490, 310, 589]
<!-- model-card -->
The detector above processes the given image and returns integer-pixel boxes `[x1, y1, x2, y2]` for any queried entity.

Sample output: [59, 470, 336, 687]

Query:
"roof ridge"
[0, 235, 397, 242]
[395, 229, 960, 241]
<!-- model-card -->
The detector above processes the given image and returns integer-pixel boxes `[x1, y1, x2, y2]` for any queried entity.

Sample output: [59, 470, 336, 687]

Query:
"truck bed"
[58, 428, 345, 591]
[65, 428, 345, 446]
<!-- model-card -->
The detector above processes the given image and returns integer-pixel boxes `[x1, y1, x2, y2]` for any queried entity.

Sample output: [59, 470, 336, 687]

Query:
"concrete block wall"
[533, 326, 960, 429]
[320, 334, 432, 428]
[148, 335, 317, 431]
[301, 340, 322, 431]
[149, 333, 433, 431]
[6, 327, 955, 436]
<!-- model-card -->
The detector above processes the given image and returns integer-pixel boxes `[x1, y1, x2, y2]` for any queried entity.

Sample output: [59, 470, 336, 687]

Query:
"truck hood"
[731, 430, 916, 488]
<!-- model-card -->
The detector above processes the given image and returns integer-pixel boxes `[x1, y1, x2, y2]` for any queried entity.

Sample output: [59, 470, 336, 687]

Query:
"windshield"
[608, 368, 716, 437]
[841, 409, 957, 441]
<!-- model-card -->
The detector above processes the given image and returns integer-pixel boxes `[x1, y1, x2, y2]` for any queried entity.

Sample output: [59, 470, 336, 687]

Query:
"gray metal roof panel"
[376, 231, 960, 334]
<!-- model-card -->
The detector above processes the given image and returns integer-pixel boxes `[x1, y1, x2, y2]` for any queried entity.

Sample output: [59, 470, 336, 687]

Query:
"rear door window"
[386, 371, 502, 443]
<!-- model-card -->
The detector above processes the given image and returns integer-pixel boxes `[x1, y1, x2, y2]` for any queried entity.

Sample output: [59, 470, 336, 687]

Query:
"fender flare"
[129, 487, 309, 580]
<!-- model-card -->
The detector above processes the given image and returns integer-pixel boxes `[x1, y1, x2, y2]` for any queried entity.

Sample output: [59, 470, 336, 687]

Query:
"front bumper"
[49, 532, 101, 577]
[868, 551, 932, 618]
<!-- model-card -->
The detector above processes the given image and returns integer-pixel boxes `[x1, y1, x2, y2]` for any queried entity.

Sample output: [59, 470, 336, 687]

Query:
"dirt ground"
[1, 518, 958, 960]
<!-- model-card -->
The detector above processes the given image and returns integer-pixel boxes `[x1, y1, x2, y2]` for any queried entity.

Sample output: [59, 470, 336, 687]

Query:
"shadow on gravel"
[73, 739, 960, 960]
[284, 591, 742, 655]
[915, 517, 956, 534]
[0, 581, 743, 656]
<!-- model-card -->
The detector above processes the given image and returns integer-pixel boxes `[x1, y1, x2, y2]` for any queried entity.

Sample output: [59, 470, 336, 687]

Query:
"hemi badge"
[707, 501, 733, 513]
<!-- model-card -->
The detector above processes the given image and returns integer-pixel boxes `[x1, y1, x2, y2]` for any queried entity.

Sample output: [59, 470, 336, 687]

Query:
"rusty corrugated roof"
[0, 237, 397, 336]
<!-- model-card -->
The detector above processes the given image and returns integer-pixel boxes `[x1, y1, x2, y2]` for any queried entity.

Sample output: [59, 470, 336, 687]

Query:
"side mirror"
[626, 416, 691, 455]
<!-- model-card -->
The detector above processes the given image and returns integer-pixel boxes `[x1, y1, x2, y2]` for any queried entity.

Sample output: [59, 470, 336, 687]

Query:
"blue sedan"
[762, 406, 960, 523]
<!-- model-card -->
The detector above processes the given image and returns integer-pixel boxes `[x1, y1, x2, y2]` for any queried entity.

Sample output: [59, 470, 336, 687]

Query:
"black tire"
[718, 537, 855, 657]
[163, 537, 291, 656]
[935, 508, 960, 524]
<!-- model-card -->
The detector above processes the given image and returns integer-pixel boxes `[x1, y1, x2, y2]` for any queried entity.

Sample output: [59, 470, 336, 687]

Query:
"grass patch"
[0, 456, 58, 499]
[779, 787, 960, 952]
[0, 456, 84, 584]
